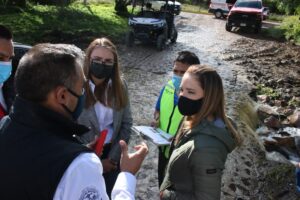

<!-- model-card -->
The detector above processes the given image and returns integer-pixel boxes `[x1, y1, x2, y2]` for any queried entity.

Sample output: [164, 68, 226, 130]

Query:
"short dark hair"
[15, 43, 84, 102]
[175, 51, 200, 65]
[0, 25, 13, 40]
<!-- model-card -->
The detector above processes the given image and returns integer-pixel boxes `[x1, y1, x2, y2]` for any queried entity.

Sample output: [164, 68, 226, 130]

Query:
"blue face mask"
[63, 88, 86, 120]
[0, 61, 12, 84]
[172, 74, 182, 92]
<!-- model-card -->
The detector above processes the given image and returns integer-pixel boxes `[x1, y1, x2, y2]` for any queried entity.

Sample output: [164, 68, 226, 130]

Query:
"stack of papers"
[132, 126, 172, 146]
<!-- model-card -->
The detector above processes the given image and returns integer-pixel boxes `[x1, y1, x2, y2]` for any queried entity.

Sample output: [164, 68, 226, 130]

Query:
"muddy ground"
[117, 12, 300, 199]
[224, 38, 300, 108]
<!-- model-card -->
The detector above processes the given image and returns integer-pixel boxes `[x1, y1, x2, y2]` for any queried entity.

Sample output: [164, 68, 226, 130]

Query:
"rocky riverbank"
[224, 38, 300, 199]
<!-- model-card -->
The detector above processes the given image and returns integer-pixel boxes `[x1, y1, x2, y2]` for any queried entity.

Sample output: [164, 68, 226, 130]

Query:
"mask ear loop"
[89, 60, 95, 85]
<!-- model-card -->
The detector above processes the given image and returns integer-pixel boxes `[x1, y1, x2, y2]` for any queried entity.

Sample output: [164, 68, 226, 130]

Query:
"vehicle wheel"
[214, 10, 223, 19]
[225, 23, 232, 32]
[170, 28, 178, 43]
[254, 23, 262, 34]
[125, 31, 134, 47]
[157, 34, 166, 51]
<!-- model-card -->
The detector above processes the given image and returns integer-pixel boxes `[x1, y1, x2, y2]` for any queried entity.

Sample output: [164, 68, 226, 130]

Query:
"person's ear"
[55, 86, 68, 105]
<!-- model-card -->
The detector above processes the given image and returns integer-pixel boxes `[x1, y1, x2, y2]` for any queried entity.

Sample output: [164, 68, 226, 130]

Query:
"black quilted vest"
[0, 97, 92, 200]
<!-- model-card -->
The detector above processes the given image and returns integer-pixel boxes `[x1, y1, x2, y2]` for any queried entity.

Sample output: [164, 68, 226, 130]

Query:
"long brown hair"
[177, 65, 241, 145]
[83, 38, 127, 110]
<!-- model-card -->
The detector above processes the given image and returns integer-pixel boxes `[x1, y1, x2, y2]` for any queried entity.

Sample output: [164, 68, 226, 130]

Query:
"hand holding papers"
[133, 126, 172, 146]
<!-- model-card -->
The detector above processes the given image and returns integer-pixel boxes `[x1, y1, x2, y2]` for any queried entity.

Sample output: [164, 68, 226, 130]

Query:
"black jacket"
[0, 97, 92, 200]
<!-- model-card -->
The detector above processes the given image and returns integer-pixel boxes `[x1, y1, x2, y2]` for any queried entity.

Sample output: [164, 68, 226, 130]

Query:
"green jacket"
[160, 119, 236, 200]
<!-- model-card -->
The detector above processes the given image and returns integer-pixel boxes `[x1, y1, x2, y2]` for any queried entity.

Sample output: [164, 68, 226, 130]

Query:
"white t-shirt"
[94, 101, 114, 144]
[53, 153, 136, 200]
[89, 81, 114, 144]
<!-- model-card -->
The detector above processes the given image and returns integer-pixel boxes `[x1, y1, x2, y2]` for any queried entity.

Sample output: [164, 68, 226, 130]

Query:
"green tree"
[277, 0, 299, 14]
[1, 0, 26, 7]
[29, 0, 74, 6]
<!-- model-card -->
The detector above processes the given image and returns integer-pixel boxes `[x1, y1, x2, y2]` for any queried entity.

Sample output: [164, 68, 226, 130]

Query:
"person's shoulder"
[165, 79, 173, 87]
[191, 121, 235, 154]
[160, 80, 173, 92]
[54, 153, 106, 200]
[67, 153, 100, 173]
[192, 124, 226, 148]
[193, 132, 219, 147]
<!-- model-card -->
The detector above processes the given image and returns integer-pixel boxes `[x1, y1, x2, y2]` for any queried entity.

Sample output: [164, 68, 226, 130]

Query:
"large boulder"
[264, 116, 281, 129]
[288, 110, 300, 128]
[257, 104, 279, 121]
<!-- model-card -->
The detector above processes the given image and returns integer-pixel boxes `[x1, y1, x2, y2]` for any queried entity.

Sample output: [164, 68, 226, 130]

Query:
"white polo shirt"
[53, 153, 136, 200]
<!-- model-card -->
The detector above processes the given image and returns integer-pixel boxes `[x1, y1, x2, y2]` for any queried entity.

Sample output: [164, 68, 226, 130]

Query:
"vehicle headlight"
[157, 22, 164, 27]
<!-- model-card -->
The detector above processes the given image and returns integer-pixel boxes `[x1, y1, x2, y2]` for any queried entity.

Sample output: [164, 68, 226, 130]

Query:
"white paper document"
[132, 126, 172, 146]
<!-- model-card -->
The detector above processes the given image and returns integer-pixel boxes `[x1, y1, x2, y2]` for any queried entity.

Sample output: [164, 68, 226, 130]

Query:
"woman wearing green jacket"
[160, 65, 241, 200]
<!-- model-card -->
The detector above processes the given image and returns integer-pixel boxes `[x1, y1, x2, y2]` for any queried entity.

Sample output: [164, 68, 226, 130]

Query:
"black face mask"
[178, 96, 203, 116]
[90, 60, 114, 79]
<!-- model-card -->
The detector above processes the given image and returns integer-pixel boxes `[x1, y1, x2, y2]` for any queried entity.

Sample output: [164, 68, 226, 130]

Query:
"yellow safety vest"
[159, 80, 183, 158]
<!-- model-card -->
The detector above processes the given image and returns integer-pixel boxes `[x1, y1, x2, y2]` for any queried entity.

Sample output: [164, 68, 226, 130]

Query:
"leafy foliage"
[280, 15, 300, 44]
[0, 0, 26, 7]
[264, 0, 300, 15]
[0, 3, 128, 47]
[256, 84, 280, 99]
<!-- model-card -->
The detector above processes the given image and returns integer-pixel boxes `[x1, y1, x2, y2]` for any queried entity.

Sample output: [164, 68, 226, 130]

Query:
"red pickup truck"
[225, 0, 267, 33]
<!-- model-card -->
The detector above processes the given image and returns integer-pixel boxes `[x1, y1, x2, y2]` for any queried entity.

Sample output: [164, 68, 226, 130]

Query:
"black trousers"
[101, 144, 120, 198]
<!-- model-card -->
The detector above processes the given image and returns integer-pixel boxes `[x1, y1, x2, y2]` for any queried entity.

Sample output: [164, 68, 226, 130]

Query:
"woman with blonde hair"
[78, 38, 132, 196]
[160, 65, 240, 200]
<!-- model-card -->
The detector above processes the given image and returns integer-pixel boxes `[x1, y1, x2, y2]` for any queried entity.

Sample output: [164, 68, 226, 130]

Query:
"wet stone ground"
[118, 12, 300, 199]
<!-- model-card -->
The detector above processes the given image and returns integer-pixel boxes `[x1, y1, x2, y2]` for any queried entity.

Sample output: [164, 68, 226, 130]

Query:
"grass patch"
[262, 26, 285, 40]
[181, 3, 209, 15]
[256, 84, 280, 99]
[263, 15, 300, 45]
[280, 15, 300, 45]
[267, 13, 285, 22]
[265, 164, 294, 186]
[0, 2, 128, 48]
[288, 97, 300, 107]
